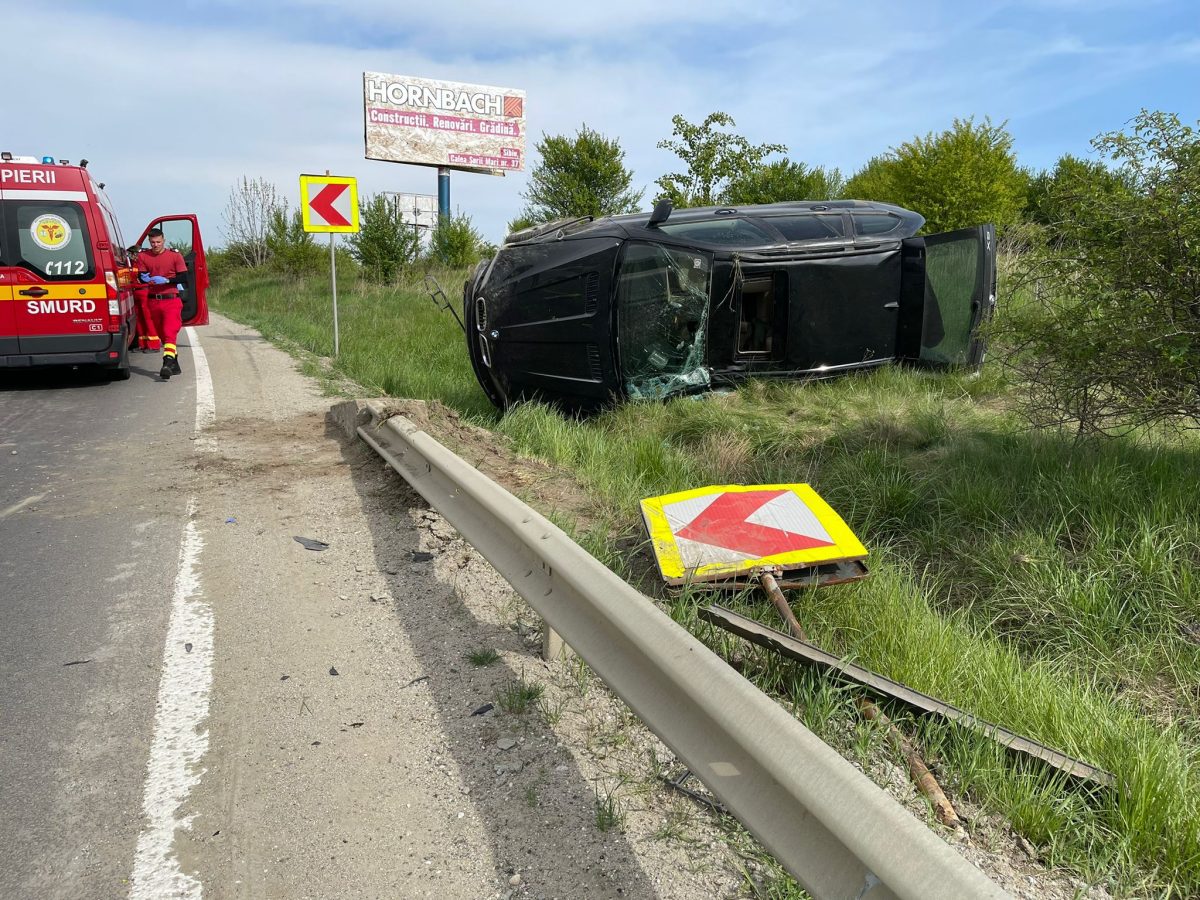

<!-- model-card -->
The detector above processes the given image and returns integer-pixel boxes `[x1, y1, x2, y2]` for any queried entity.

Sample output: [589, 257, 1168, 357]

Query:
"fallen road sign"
[300, 174, 360, 233]
[640, 484, 867, 584]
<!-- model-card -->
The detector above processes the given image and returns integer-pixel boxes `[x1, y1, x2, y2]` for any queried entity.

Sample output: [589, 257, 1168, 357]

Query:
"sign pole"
[326, 169, 339, 358]
[299, 170, 359, 359]
[330, 232, 339, 357]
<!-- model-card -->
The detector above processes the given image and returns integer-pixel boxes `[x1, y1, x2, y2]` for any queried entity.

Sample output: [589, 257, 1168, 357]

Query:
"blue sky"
[4, 1, 1198, 246]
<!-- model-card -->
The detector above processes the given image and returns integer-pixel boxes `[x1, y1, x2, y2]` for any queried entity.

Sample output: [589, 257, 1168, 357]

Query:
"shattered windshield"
[615, 243, 712, 400]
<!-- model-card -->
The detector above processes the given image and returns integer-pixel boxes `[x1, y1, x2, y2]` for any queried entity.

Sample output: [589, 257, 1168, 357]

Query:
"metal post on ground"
[542, 624, 571, 662]
[330, 232, 339, 357]
[326, 168, 339, 358]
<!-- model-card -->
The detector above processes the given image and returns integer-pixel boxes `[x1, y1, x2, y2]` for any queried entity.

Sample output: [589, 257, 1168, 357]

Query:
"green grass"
[497, 673, 544, 714]
[593, 783, 626, 833]
[465, 647, 500, 667]
[211, 267, 494, 418]
[212, 269, 1200, 896]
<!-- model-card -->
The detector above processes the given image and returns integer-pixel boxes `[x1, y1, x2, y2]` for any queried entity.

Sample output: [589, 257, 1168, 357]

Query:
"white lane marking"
[187, 326, 216, 453]
[129, 325, 219, 898]
[0, 492, 46, 521]
[128, 499, 212, 899]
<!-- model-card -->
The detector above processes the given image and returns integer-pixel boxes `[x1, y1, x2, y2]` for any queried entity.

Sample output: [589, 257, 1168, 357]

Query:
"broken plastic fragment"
[294, 536, 330, 551]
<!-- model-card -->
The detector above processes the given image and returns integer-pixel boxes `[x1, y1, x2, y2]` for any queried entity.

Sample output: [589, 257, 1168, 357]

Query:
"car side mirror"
[648, 197, 673, 227]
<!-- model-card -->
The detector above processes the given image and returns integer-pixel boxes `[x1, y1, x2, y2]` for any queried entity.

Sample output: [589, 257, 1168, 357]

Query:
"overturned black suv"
[463, 199, 995, 412]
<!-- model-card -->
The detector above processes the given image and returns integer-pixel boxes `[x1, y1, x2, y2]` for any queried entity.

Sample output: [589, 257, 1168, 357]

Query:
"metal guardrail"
[335, 400, 1010, 900]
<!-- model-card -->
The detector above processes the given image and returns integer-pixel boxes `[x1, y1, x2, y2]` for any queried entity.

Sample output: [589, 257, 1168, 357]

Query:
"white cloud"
[3, 2, 1197, 248]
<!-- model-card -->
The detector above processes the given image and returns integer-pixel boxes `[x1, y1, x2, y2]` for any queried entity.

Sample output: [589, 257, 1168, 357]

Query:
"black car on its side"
[463, 199, 995, 412]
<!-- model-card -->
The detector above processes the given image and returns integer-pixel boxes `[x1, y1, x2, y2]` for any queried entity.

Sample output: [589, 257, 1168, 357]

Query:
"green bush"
[265, 208, 324, 277]
[722, 159, 844, 204]
[843, 117, 1027, 232]
[996, 110, 1200, 435]
[427, 210, 485, 268]
[345, 193, 422, 282]
[520, 124, 643, 222]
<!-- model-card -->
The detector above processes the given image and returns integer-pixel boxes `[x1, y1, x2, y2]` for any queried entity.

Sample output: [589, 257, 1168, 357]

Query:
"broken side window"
[616, 243, 713, 400]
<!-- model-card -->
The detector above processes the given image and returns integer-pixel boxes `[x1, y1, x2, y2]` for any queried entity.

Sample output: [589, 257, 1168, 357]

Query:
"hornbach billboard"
[363, 72, 526, 175]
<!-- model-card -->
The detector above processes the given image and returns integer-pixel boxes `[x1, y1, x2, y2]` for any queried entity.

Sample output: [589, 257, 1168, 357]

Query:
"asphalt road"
[0, 348, 198, 899]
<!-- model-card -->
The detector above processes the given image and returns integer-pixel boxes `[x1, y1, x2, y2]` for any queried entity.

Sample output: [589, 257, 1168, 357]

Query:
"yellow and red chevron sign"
[300, 175, 360, 234]
[640, 483, 867, 584]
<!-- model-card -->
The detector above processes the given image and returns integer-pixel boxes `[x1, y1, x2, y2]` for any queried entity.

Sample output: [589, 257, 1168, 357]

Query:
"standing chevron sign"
[640, 484, 867, 584]
[300, 174, 360, 233]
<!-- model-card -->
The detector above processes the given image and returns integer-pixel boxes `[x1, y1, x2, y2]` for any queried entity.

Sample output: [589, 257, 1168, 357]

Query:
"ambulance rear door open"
[135, 215, 209, 326]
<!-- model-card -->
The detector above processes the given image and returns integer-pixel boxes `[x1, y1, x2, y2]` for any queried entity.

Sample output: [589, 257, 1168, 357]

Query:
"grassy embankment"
[213, 268, 1200, 897]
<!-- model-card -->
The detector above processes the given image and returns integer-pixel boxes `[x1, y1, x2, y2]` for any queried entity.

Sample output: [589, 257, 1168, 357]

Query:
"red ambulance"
[0, 153, 208, 379]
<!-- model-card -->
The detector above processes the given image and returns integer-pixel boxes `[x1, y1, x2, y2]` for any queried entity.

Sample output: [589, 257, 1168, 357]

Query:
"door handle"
[19, 287, 49, 297]
[884, 301, 899, 310]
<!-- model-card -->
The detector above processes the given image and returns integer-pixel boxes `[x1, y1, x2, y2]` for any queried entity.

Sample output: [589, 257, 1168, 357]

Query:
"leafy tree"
[265, 207, 323, 277]
[996, 110, 1200, 435]
[521, 125, 643, 223]
[722, 160, 844, 205]
[346, 193, 422, 282]
[428, 210, 486, 268]
[1024, 153, 1134, 235]
[655, 112, 786, 208]
[842, 154, 900, 203]
[843, 118, 1027, 232]
[505, 214, 537, 236]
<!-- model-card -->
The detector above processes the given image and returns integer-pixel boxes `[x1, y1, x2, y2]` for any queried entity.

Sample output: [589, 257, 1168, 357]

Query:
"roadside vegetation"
[211, 109, 1200, 896]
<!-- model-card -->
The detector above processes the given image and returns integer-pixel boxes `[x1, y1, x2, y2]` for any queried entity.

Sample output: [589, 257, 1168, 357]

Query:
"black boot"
[160, 354, 174, 380]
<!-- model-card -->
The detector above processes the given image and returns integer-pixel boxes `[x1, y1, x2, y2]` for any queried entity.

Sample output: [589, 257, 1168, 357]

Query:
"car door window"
[616, 242, 712, 399]
[765, 215, 846, 242]
[656, 218, 774, 246]
[852, 213, 901, 236]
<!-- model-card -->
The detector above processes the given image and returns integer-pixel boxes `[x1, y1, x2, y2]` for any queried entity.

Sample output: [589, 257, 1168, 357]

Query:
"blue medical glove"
[149, 275, 170, 285]
[139, 272, 151, 283]
[176, 284, 185, 292]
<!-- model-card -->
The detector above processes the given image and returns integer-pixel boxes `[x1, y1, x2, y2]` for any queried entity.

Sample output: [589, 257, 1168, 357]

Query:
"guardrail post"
[542, 623, 570, 661]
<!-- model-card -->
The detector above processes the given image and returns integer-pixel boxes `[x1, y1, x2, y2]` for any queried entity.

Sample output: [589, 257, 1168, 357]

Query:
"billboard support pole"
[437, 167, 450, 222]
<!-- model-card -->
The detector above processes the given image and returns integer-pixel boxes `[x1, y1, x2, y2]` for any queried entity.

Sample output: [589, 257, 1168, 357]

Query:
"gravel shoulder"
[179, 314, 746, 899]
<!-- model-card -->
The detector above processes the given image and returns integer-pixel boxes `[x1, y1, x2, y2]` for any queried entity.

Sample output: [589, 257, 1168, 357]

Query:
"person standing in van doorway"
[127, 246, 160, 353]
[137, 228, 189, 380]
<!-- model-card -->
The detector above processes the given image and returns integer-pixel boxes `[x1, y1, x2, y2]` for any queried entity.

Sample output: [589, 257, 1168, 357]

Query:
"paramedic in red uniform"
[128, 246, 160, 352]
[136, 228, 189, 380]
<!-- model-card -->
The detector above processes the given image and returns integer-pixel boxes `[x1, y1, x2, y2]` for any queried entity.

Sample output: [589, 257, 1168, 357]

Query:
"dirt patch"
[362, 399, 604, 535]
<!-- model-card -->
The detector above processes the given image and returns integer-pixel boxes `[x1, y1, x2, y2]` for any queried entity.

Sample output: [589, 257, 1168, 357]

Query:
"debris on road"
[294, 536, 330, 551]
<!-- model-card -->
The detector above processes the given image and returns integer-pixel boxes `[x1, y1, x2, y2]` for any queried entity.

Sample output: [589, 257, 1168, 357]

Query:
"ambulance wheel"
[109, 338, 132, 380]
